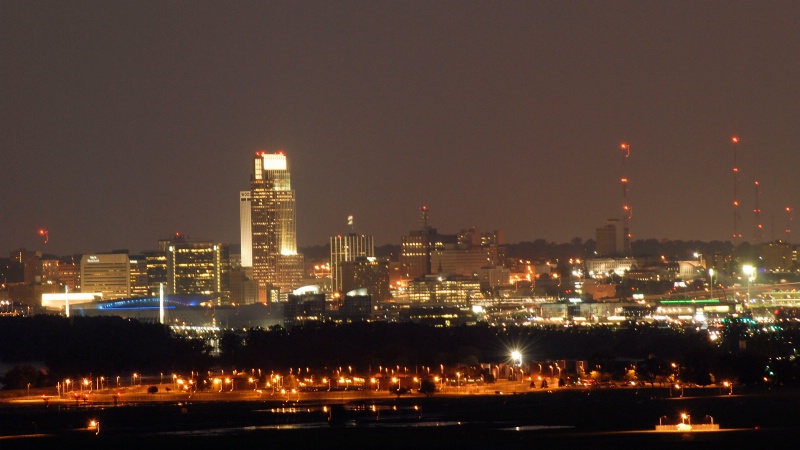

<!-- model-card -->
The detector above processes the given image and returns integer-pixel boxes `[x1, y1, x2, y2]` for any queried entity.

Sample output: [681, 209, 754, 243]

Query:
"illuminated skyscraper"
[166, 237, 230, 301]
[250, 152, 304, 302]
[240, 191, 253, 268]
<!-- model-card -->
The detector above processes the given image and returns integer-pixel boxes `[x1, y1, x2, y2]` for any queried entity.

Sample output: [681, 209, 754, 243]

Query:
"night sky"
[3, 1, 800, 257]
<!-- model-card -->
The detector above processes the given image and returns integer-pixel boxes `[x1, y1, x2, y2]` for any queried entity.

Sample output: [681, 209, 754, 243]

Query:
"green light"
[660, 299, 721, 305]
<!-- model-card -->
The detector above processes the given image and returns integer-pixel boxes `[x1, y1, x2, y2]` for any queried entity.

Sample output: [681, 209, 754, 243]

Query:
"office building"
[240, 190, 253, 268]
[166, 237, 230, 302]
[80, 253, 130, 300]
[249, 152, 304, 301]
[143, 250, 167, 296]
[595, 219, 625, 256]
[330, 233, 374, 292]
[339, 256, 391, 302]
[128, 254, 149, 298]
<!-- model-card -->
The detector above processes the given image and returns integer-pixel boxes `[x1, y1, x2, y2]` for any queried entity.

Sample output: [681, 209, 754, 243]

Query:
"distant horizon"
[4, 235, 777, 262]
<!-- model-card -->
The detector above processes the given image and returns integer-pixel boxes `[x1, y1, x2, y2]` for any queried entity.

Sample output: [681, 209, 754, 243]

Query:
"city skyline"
[3, 1, 800, 257]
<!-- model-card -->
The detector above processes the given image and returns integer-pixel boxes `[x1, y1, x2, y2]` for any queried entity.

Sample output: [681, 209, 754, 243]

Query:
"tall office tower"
[240, 191, 253, 268]
[331, 233, 375, 292]
[10, 249, 43, 284]
[166, 237, 230, 302]
[80, 253, 131, 300]
[595, 219, 624, 256]
[128, 255, 149, 298]
[143, 250, 167, 296]
[57, 256, 79, 291]
[339, 257, 391, 302]
[400, 206, 458, 280]
[250, 151, 304, 302]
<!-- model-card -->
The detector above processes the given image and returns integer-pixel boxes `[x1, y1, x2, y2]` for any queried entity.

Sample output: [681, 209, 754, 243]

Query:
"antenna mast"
[732, 137, 743, 242]
[753, 181, 763, 244]
[620, 143, 632, 254]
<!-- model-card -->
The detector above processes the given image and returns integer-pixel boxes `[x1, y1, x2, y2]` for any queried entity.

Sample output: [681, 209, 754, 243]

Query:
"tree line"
[1, 314, 797, 390]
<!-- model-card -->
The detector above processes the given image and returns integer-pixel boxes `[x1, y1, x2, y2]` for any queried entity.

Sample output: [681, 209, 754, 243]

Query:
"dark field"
[1, 387, 798, 449]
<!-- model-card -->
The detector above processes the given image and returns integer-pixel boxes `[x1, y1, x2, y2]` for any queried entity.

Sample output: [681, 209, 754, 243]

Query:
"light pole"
[742, 264, 755, 303]
[708, 268, 714, 299]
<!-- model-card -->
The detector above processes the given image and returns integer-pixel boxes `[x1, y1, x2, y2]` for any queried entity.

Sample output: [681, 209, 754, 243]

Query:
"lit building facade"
[761, 240, 794, 271]
[339, 256, 391, 302]
[166, 238, 230, 302]
[57, 257, 79, 291]
[330, 233, 374, 292]
[143, 250, 167, 296]
[240, 190, 253, 267]
[80, 253, 131, 300]
[128, 254, 149, 298]
[400, 228, 457, 280]
[406, 274, 483, 305]
[249, 152, 304, 301]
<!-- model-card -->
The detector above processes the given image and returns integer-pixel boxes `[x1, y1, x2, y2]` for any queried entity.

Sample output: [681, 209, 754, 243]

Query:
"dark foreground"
[1, 387, 798, 449]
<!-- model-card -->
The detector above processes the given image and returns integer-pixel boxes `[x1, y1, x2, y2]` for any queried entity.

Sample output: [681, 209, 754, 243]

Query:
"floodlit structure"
[249, 152, 304, 302]
[80, 254, 130, 300]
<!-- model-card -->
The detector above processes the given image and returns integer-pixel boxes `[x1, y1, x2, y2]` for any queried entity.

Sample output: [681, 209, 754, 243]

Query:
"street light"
[708, 268, 715, 299]
[723, 381, 733, 395]
[742, 264, 755, 303]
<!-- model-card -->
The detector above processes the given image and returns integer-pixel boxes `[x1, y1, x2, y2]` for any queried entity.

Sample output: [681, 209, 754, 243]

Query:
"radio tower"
[419, 205, 430, 233]
[731, 137, 743, 242]
[620, 143, 632, 254]
[753, 181, 763, 243]
[786, 207, 794, 243]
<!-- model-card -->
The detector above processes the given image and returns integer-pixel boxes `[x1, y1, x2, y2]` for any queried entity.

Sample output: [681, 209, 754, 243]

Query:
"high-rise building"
[595, 219, 625, 256]
[166, 237, 230, 302]
[330, 233, 374, 292]
[80, 253, 130, 300]
[249, 152, 304, 302]
[240, 191, 253, 268]
[339, 256, 391, 302]
[128, 255, 149, 298]
[57, 256, 79, 291]
[143, 250, 167, 296]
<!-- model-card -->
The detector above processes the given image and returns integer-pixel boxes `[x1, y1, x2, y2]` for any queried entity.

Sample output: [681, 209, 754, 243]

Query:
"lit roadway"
[644, 281, 800, 303]
[3, 378, 737, 406]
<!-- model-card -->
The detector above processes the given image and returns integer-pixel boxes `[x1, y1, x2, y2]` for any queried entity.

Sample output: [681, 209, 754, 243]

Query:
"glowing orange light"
[621, 178, 628, 183]
[732, 136, 739, 143]
[733, 201, 739, 206]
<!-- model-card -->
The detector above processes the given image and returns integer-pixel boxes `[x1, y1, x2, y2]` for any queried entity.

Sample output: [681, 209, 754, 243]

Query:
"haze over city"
[3, 1, 800, 257]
